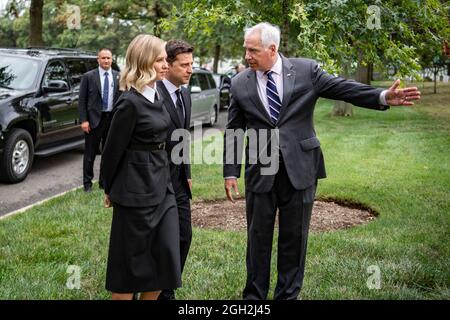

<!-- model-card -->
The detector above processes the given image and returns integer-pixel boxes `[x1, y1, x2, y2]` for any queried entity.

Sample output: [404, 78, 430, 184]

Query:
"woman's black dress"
[101, 88, 181, 293]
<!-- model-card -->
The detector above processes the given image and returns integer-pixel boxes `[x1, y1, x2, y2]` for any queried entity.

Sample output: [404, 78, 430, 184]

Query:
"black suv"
[212, 73, 231, 110]
[0, 48, 119, 183]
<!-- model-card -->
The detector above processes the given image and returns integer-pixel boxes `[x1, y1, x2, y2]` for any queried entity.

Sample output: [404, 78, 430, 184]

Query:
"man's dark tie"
[175, 89, 185, 126]
[102, 72, 109, 111]
[265, 70, 281, 123]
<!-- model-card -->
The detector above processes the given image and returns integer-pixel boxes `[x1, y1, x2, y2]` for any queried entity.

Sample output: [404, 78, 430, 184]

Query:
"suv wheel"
[208, 106, 218, 127]
[0, 128, 34, 183]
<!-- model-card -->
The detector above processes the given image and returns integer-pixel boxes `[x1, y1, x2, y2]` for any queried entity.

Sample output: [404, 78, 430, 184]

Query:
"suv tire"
[0, 128, 34, 183]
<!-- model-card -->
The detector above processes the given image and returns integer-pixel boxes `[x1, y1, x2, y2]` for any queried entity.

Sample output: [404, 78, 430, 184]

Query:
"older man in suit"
[223, 22, 421, 300]
[78, 48, 121, 193]
[157, 40, 194, 300]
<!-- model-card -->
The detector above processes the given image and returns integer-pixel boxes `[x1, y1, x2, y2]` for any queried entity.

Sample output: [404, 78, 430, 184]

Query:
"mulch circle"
[191, 198, 377, 233]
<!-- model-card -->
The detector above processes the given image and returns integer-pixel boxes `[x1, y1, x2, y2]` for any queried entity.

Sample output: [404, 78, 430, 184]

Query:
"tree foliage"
[0, 0, 448, 79]
[290, 0, 449, 78]
[0, 0, 174, 57]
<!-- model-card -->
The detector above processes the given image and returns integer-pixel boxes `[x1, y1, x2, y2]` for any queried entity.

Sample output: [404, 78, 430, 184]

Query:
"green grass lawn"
[0, 82, 449, 299]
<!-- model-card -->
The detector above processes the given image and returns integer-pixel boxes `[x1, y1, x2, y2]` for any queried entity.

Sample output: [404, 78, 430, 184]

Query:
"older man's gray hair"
[244, 22, 281, 50]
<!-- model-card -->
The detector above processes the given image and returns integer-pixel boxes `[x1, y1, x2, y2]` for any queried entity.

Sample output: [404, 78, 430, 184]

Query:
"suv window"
[66, 59, 86, 91]
[0, 55, 40, 90]
[190, 73, 201, 89]
[42, 60, 69, 91]
[212, 74, 220, 88]
[205, 74, 216, 89]
[197, 73, 210, 91]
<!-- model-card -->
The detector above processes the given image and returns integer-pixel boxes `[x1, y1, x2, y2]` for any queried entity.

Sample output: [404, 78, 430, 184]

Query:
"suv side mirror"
[43, 80, 69, 93]
[190, 86, 201, 94]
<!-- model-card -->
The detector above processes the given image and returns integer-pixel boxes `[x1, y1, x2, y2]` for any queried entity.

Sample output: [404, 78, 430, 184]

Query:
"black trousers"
[159, 169, 191, 299]
[173, 173, 192, 274]
[243, 161, 316, 300]
[83, 113, 112, 188]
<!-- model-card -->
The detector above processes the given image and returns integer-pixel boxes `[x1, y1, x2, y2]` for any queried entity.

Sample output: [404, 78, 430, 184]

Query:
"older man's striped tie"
[265, 70, 281, 123]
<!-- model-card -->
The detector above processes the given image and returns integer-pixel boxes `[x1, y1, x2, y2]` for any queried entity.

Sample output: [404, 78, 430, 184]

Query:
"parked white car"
[188, 68, 219, 128]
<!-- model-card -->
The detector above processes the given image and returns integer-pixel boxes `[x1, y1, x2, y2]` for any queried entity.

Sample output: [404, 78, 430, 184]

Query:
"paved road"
[0, 110, 228, 218]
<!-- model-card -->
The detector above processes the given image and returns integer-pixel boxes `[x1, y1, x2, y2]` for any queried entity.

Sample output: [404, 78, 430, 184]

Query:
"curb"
[0, 183, 92, 220]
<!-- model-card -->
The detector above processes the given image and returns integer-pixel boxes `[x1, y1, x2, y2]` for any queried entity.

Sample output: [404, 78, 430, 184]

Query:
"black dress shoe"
[84, 185, 92, 193]
[157, 290, 175, 300]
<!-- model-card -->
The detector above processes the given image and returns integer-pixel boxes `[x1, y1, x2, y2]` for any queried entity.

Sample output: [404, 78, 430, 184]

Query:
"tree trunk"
[355, 49, 371, 85]
[332, 63, 353, 116]
[356, 63, 372, 85]
[281, 0, 291, 55]
[434, 69, 437, 94]
[12, 31, 17, 47]
[29, 0, 44, 47]
[213, 44, 220, 73]
[111, 17, 120, 55]
[333, 51, 373, 116]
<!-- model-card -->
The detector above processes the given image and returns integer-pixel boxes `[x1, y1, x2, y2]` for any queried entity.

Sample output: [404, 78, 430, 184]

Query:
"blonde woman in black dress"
[101, 34, 180, 300]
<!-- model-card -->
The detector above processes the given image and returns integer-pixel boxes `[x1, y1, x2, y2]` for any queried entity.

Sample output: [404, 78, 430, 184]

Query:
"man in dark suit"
[223, 22, 421, 300]
[156, 40, 194, 300]
[78, 48, 120, 193]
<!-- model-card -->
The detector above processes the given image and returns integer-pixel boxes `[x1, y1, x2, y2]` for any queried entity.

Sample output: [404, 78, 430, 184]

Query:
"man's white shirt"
[256, 55, 284, 116]
[98, 67, 114, 112]
[162, 78, 186, 118]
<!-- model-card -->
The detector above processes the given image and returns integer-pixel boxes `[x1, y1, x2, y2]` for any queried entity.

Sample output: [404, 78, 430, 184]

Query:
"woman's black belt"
[128, 142, 166, 151]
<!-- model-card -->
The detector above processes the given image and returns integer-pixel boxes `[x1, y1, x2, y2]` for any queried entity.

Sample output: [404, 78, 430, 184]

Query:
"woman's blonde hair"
[119, 34, 166, 93]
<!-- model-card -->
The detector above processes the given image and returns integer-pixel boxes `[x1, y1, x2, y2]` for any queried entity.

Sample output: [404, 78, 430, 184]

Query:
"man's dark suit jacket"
[223, 55, 389, 193]
[78, 68, 121, 128]
[101, 88, 174, 208]
[157, 81, 192, 199]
